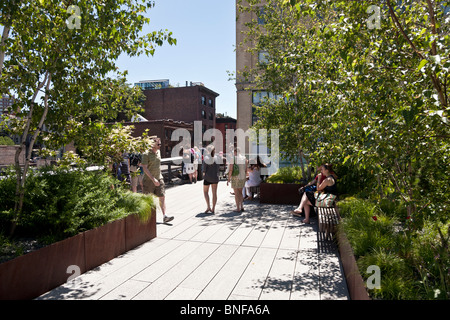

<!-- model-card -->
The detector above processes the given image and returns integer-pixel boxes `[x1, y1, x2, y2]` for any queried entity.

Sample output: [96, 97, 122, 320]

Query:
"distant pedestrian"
[183, 146, 196, 184]
[202, 145, 220, 214]
[141, 137, 174, 224]
[227, 147, 248, 212]
[118, 152, 131, 185]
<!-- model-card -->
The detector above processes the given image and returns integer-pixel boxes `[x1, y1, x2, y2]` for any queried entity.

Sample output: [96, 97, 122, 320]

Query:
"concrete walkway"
[38, 180, 349, 300]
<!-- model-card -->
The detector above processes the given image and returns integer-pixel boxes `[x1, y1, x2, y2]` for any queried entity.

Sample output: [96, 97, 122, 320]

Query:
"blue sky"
[116, 0, 237, 118]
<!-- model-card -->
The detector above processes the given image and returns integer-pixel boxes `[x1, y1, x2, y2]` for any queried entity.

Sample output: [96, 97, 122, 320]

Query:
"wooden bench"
[317, 204, 340, 241]
[249, 186, 260, 199]
[247, 175, 267, 199]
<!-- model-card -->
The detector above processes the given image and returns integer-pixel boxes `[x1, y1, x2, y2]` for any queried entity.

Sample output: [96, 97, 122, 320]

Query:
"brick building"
[215, 116, 237, 153]
[0, 95, 14, 116]
[124, 119, 194, 158]
[136, 81, 219, 136]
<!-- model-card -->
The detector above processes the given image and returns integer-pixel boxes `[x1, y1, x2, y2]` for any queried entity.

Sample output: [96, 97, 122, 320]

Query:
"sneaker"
[163, 215, 174, 223]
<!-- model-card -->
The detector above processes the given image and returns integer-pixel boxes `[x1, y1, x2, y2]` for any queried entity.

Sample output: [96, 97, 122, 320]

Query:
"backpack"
[231, 157, 240, 176]
[129, 153, 141, 167]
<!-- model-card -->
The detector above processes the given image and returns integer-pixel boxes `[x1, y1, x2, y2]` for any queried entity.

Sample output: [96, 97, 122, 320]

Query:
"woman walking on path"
[202, 145, 220, 214]
[227, 147, 248, 212]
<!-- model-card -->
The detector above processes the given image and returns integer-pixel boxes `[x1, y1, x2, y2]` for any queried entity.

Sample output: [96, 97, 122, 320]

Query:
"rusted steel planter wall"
[260, 182, 302, 205]
[337, 230, 371, 300]
[0, 211, 156, 300]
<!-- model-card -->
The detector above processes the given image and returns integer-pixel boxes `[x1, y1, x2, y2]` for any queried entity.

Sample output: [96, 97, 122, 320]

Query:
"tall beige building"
[235, 0, 261, 132]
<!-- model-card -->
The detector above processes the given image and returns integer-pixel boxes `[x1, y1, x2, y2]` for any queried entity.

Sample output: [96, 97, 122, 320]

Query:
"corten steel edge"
[337, 231, 371, 300]
[0, 211, 156, 300]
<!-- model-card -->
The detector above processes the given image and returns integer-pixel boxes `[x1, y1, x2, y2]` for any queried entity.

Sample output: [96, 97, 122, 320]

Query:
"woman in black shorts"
[202, 146, 220, 214]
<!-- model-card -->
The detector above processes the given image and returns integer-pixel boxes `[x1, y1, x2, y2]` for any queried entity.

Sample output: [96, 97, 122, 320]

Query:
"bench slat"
[317, 205, 340, 240]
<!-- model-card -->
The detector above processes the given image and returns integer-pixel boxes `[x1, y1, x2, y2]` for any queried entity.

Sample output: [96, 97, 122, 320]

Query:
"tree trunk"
[0, 23, 10, 75]
[9, 72, 51, 236]
[298, 148, 306, 180]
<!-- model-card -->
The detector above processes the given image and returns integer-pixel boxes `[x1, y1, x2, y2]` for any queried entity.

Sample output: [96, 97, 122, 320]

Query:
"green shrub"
[338, 198, 398, 257]
[0, 167, 156, 243]
[357, 248, 419, 300]
[265, 166, 304, 184]
[0, 136, 15, 146]
[412, 220, 449, 299]
[338, 196, 449, 300]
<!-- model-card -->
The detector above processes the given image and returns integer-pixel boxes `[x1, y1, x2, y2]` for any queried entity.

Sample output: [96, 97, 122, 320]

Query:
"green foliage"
[357, 248, 419, 300]
[0, 167, 155, 243]
[239, 0, 450, 221]
[338, 197, 449, 300]
[238, 0, 450, 300]
[338, 198, 398, 257]
[0, 0, 175, 235]
[0, 136, 14, 145]
[265, 166, 305, 184]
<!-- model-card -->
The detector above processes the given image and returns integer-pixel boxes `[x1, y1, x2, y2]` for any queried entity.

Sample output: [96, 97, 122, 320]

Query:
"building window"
[257, 7, 265, 25]
[165, 128, 172, 140]
[252, 91, 285, 106]
[208, 98, 213, 107]
[258, 51, 269, 64]
[201, 96, 206, 105]
[209, 113, 213, 120]
[252, 106, 259, 125]
[202, 110, 206, 119]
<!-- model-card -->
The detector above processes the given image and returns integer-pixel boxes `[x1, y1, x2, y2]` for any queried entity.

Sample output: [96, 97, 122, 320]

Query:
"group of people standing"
[202, 146, 265, 214]
[112, 137, 266, 224]
[113, 136, 337, 226]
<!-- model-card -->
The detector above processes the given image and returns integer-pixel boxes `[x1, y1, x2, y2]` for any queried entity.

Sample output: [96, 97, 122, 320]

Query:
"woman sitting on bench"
[243, 157, 266, 200]
[291, 164, 338, 224]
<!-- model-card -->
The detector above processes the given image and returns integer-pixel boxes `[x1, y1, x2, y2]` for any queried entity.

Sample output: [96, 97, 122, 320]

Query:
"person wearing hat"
[141, 136, 174, 224]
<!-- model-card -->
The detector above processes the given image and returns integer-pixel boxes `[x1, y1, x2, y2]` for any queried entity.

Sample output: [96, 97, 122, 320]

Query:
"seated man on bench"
[290, 164, 338, 224]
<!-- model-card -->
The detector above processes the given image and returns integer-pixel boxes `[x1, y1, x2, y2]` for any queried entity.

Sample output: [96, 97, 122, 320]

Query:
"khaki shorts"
[143, 177, 165, 197]
[131, 173, 144, 188]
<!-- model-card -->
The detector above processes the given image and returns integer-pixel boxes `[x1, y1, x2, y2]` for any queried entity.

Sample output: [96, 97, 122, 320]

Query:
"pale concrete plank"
[190, 218, 230, 242]
[100, 279, 150, 300]
[197, 246, 258, 300]
[164, 287, 202, 300]
[173, 219, 210, 241]
[158, 217, 201, 239]
[319, 252, 349, 300]
[241, 219, 273, 247]
[176, 244, 238, 292]
[259, 249, 297, 300]
[228, 294, 259, 300]
[299, 224, 318, 250]
[205, 217, 244, 244]
[291, 249, 320, 300]
[132, 242, 219, 300]
[223, 220, 257, 246]
[231, 247, 278, 298]
[132, 240, 202, 283]
[260, 218, 287, 249]
[76, 239, 184, 299]
[278, 218, 302, 250]
[38, 238, 175, 300]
